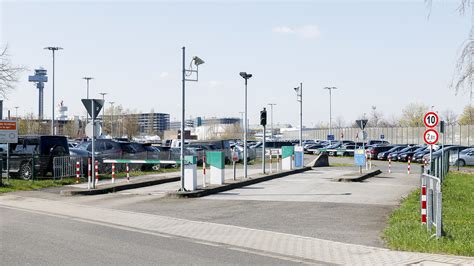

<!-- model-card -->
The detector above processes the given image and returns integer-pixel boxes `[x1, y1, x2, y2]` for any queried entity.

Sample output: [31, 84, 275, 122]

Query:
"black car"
[388, 146, 417, 161]
[377, 145, 406, 160]
[0, 135, 70, 180]
[398, 146, 426, 162]
[366, 145, 393, 160]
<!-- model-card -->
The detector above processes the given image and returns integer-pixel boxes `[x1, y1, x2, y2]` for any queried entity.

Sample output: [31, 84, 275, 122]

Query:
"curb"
[166, 166, 312, 198]
[60, 176, 180, 196]
[334, 169, 382, 182]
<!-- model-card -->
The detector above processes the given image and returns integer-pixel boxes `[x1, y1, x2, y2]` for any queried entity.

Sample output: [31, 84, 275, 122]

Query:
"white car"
[455, 150, 474, 166]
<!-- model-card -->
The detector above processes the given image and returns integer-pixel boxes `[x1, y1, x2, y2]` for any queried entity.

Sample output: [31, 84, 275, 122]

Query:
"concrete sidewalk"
[1, 195, 472, 265]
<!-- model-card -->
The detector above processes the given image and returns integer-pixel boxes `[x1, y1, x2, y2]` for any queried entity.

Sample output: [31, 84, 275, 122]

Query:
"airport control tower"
[28, 68, 48, 120]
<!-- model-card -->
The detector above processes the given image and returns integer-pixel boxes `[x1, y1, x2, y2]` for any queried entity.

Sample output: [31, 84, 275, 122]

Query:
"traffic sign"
[380, 134, 385, 140]
[423, 129, 439, 145]
[0, 120, 18, 143]
[327, 134, 335, 141]
[354, 149, 366, 166]
[355, 119, 368, 130]
[358, 131, 368, 140]
[82, 99, 104, 120]
[423, 111, 439, 128]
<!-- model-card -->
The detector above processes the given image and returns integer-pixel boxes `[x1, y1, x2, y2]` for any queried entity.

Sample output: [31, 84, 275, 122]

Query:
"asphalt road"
[0, 207, 294, 265]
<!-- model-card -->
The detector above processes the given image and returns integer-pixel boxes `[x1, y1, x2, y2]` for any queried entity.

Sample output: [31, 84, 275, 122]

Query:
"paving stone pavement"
[0, 195, 472, 265]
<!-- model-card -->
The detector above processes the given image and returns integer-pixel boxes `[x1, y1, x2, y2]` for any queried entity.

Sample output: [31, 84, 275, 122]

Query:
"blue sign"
[380, 134, 385, 140]
[327, 134, 335, 141]
[354, 149, 366, 166]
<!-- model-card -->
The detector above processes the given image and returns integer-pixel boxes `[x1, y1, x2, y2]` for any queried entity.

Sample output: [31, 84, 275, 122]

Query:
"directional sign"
[82, 99, 104, 120]
[0, 120, 18, 143]
[327, 134, 335, 141]
[354, 149, 366, 166]
[380, 134, 385, 140]
[423, 129, 439, 145]
[423, 111, 439, 128]
[355, 119, 368, 130]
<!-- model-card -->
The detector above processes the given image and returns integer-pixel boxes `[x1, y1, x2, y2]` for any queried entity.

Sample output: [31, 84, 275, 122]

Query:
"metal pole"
[91, 100, 96, 189]
[299, 82, 303, 146]
[329, 88, 332, 137]
[244, 78, 248, 179]
[52, 49, 55, 135]
[268, 103, 276, 139]
[180, 46, 186, 190]
[262, 124, 266, 174]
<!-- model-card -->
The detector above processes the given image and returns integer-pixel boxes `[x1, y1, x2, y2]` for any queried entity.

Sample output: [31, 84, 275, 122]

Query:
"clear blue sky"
[1, 0, 471, 127]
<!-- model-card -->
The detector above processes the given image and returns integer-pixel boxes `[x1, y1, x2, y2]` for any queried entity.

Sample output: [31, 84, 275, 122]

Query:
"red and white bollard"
[95, 160, 99, 184]
[407, 157, 411, 175]
[421, 183, 427, 224]
[111, 163, 116, 183]
[126, 163, 130, 183]
[75, 161, 81, 184]
[87, 158, 92, 189]
[203, 155, 206, 188]
[388, 158, 392, 174]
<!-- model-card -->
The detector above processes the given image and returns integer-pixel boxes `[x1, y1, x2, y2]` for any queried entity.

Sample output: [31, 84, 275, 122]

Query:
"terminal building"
[136, 112, 170, 134]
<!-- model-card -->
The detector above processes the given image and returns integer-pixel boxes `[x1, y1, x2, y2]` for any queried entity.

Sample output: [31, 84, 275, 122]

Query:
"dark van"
[0, 135, 70, 180]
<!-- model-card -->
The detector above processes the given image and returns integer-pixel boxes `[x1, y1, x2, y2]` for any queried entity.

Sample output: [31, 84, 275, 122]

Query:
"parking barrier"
[203, 155, 207, 187]
[408, 157, 411, 174]
[421, 179, 427, 224]
[95, 160, 99, 184]
[75, 161, 80, 184]
[421, 166, 443, 238]
[388, 158, 392, 174]
[112, 163, 116, 183]
[126, 163, 130, 183]
[88, 158, 92, 189]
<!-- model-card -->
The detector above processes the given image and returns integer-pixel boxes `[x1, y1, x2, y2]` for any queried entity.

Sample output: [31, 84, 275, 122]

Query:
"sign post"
[82, 99, 103, 189]
[423, 111, 439, 172]
[0, 120, 18, 183]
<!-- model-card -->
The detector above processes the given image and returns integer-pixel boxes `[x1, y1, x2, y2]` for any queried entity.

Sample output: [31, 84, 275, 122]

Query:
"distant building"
[137, 113, 170, 134]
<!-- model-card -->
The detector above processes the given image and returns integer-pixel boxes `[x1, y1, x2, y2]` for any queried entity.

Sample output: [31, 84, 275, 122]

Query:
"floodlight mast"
[44, 46, 63, 135]
[323, 86, 337, 139]
[180, 47, 204, 191]
[239, 72, 252, 179]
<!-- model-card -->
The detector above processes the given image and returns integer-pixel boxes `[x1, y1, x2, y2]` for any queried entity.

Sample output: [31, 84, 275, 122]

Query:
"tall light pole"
[83, 77, 93, 124]
[109, 101, 115, 137]
[323, 86, 337, 140]
[44, 46, 63, 135]
[294, 83, 303, 146]
[14, 106, 19, 121]
[181, 46, 204, 191]
[268, 103, 276, 140]
[239, 72, 252, 179]
[99, 92, 107, 120]
[239, 111, 245, 141]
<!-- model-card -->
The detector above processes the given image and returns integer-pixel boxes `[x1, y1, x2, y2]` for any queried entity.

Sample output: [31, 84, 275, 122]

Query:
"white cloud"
[272, 25, 321, 39]
[159, 72, 169, 78]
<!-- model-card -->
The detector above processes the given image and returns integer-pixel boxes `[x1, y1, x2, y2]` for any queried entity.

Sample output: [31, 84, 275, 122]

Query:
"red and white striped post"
[421, 181, 427, 224]
[388, 158, 392, 174]
[126, 163, 130, 183]
[111, 163, 116, 183]
[75, 161, 81, 184]
[203, 155, 206, 188]
[407, 157, 411, 175]
[95, 160, 99, 184]
[87, 158, 92, 189]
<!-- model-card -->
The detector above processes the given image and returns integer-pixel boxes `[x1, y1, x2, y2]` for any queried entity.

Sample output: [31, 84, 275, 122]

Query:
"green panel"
[185, 155, 197, 165]
[282, 146, 294, 159]
[206, 151, 224, 169]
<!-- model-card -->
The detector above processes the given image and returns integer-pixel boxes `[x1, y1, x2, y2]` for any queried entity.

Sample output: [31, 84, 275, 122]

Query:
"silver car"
[455, 150, 474, 166]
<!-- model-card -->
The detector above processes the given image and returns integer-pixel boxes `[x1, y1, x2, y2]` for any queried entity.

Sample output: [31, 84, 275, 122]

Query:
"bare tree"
[122, 109, 139, 139]
[0, 45, 25, 98]
[368, 106, 383, 127]
[335, 116, 346, 128]
[459, 105, 474, 124]
[399, 103, 429, 127]
[441, 109, 458, 126]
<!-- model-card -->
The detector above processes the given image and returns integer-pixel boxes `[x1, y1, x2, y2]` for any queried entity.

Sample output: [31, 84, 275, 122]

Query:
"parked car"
[397, 146, 426, 162]
[423, 146, 469, 165]
[304, 144, 324, 154]
[387, 146, 418, 161]
[0, 135, 70, 180]
[366, 145, 394, 159]
[454, 150, 474, 166]
[367, 140, 390, 145]
[335, 144, 357, 157]
[377, 145, 406, 160]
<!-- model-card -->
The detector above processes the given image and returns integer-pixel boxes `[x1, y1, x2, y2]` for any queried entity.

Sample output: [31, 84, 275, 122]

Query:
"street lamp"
[268, 103, 276, 140]
[294, 83, 303, 146]
[99, 92, 107, 121]
[83, 77, 93, 124]
[181, 46, 204, 191]
[44, 46, 63, 135]
[109, 101, 115, 137]
[239, 72, 252, 179]
[323, 86, 337, 139]
[14, 106, 19, 121]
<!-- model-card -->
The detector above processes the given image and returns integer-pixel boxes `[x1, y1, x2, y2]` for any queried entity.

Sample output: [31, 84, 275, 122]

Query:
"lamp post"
[239, 72, 252, 179]
[44, 46, 63, 135]
[14, 106, 19, 121]
[181, 46, 204, 191]
[323, 86, 337, 139]
[83, 77, 93, 124]
[99, 92, 107, 121]
[268, 103, 276, 140]
[294, 83, 303, 146]
[109, 101, 115, 137]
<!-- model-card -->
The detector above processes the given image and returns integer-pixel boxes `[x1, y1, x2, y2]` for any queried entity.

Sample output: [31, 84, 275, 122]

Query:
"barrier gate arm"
[102, 159, 182, 165]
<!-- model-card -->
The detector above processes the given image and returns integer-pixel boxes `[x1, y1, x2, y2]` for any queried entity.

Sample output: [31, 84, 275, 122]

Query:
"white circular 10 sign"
[423, 111, 439, 128]
[423, 129, 439, 145]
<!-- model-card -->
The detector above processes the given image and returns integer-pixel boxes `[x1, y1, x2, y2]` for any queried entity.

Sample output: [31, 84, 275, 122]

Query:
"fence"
[53, 156, 84, 180]
[421, 166, 443, 238]
[282, 124, 474, 145]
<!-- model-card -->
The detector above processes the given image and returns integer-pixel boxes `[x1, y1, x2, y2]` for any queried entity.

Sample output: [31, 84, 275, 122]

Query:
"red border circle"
[423, 129, 439, 145]
[423, 112, 439, 128]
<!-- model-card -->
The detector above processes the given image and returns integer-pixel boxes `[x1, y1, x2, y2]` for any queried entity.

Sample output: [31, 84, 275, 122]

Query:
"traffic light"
[260, 108, 267, 126]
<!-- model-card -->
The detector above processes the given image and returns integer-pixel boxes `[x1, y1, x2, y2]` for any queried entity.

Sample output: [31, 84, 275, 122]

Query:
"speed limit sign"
[423, 129, 439, 145]
[423, 111, 439, 128]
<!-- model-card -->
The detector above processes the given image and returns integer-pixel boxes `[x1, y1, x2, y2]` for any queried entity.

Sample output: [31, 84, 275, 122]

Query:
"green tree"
[399, 103, 429, 127]
[459, 105, 474, 125]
